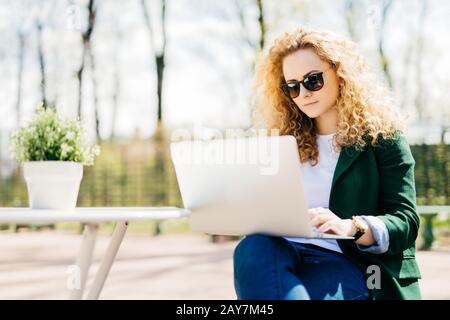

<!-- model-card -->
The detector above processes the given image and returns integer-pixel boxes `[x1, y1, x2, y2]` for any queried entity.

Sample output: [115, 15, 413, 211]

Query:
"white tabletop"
[0, 207, 192, 223]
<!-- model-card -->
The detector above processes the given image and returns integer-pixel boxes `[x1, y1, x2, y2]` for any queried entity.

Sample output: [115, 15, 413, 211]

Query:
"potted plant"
[10, 105, 100, 210]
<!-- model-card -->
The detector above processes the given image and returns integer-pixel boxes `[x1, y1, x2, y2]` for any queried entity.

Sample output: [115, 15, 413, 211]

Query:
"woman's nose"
[296, 86, 312, 101]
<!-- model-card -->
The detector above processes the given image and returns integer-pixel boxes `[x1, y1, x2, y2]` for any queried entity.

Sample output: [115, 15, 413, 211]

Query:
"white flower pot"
[23, 161, 83, 210]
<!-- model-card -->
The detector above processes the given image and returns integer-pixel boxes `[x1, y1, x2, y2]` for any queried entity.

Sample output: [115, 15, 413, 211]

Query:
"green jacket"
[330, 131, 422, 300]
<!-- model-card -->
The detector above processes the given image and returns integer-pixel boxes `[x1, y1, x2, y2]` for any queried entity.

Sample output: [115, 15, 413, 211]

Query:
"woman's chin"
[299, 104, 325, 119]
[303, 110, 321, 118]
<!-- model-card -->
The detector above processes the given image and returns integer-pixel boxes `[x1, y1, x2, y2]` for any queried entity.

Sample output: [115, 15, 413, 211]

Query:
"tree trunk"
[110, 24, 122, 142]
[16, 30, 25, 126]
[77, 0, 96, 119]
[236, 0, 267, 129]
[414, 0, 429, 121]
[345, 0, 358, 41]
[88, 46, 100, 140]
[256, 0, 265, 51]
[378, 0, 394, 89]
[141, 0, 168, 235]
[156, 54, 164, 123]
[76, 49, 85, 117]
[36, 21, 47, 108]
[141, 0, 167, 124]
[110, 49, 120, 142]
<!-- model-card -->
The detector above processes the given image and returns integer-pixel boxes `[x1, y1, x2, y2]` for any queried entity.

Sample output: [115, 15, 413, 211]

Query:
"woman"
[233, 27, 421, 300]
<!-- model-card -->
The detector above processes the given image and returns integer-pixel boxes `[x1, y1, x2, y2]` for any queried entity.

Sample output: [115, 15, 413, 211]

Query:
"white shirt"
[283, 132, 390, 255]
[284, 132, 343, 253]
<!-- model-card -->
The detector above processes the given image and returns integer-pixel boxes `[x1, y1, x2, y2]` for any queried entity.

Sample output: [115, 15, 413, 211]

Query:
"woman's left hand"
[308, 207, 354, 237]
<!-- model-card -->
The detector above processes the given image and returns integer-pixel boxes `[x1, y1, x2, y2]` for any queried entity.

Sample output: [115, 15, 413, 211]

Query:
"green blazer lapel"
[331, 145, 363, 191]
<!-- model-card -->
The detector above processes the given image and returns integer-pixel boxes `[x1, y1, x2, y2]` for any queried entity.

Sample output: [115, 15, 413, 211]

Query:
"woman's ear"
[337, 79, 343, 98]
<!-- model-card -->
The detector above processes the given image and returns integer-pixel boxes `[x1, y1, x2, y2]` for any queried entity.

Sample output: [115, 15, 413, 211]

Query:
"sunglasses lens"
[281, 72, 325, 99]
[303, 73, 324, 91]
[282, 83, 300, 98]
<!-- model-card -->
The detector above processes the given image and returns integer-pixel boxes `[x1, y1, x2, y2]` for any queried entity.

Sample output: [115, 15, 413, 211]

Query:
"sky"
[0, 0, 449, 155]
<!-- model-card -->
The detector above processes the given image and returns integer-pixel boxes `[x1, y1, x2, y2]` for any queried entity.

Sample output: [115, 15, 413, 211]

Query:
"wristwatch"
[351, 216, 368, 241]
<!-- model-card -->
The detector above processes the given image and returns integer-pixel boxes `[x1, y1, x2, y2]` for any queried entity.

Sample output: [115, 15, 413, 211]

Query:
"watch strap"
[352, 216, 367, 241]
[353, 229, 365, 241]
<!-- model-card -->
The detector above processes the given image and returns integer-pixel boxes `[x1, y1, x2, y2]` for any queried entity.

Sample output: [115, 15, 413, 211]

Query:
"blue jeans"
[233, 234, 370, 300]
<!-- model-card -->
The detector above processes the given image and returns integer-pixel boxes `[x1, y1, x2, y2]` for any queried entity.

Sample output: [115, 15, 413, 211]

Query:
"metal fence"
[0, 141, 448, 208]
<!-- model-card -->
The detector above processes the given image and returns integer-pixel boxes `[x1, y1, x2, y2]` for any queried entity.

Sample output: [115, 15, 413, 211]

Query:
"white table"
[0, 207, 191, 300]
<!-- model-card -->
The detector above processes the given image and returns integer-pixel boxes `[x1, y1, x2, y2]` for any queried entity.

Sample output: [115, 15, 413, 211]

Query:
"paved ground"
[0, 231, 448, 300]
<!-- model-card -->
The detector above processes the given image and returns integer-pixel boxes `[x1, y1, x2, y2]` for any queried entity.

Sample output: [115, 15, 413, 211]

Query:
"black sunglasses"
[280, 67, 332, 99]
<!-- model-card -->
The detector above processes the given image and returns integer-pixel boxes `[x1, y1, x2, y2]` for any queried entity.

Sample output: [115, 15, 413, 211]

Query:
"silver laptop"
[170, 135, 353, 239]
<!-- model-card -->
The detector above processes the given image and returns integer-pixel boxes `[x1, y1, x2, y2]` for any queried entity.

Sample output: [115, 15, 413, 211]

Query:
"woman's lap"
[233, 233, 370, 300]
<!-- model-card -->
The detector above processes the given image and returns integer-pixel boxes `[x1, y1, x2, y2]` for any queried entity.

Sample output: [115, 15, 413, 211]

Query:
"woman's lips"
[303, 101, 318, 107]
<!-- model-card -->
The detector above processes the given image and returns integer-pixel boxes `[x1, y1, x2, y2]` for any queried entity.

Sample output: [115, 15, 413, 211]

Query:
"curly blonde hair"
[252, 27, 405, 165]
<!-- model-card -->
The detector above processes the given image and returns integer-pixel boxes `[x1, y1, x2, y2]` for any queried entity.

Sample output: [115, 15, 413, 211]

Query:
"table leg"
[85, 221, 128, 300]
[69, 223, 98, 300]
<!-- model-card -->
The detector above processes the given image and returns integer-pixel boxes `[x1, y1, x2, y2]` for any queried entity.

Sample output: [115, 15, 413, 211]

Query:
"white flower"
[65, 131, 76, 141]
[93, 145, 101, 156]
[60, 143, 73, 158]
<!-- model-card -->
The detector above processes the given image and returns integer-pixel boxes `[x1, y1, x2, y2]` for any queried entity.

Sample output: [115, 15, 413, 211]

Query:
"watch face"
[353, 216, 368, 233]
[358, 218, 369, 232]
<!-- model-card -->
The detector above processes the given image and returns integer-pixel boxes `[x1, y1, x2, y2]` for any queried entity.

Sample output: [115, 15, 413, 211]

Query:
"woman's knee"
[233, 234, 282, 270]
[233, 234, 280, 285]
[234, 234, 278, 256]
